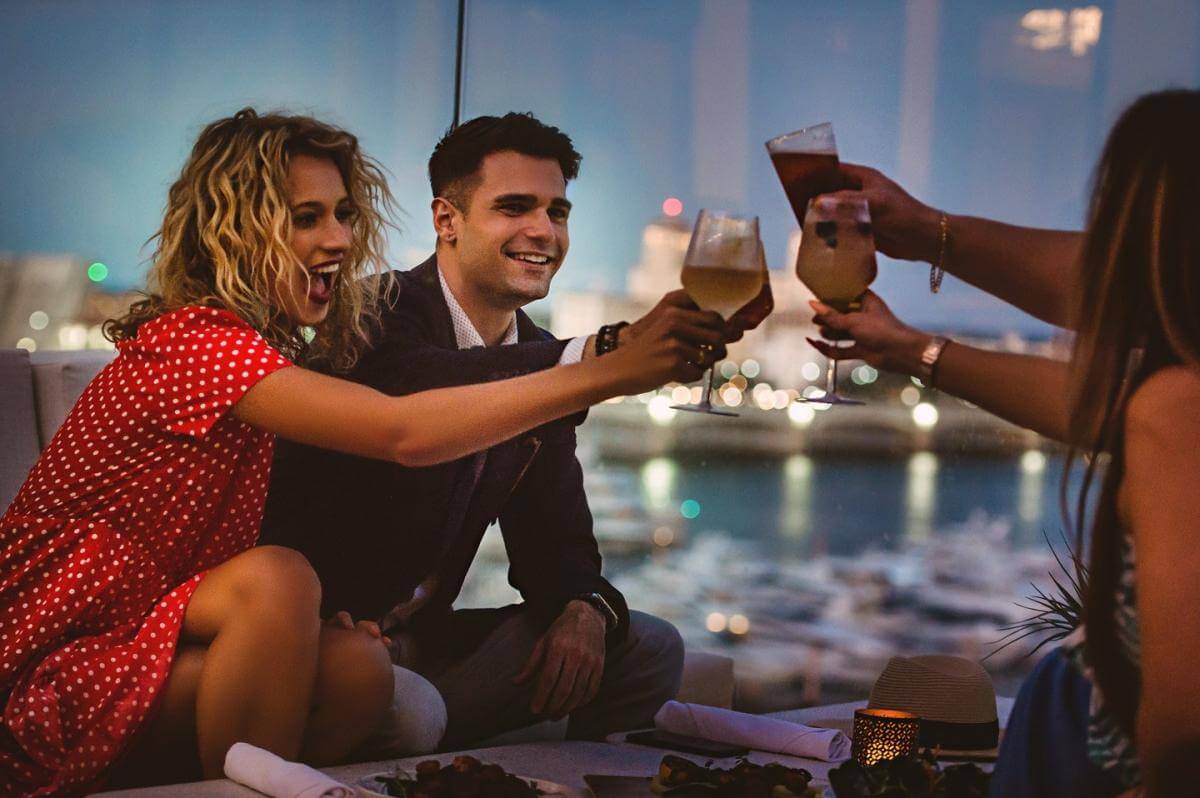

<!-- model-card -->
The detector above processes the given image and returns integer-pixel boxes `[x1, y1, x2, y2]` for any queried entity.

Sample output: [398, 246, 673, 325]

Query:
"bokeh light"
[87, 262, 109, 282]
[680, 499, 701, 519]
[913, 402, 939, 429]
[662, 197, 683, 217]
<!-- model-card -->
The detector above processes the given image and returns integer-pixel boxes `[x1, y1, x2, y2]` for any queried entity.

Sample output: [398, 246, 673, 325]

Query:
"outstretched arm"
[234, 305, 727, 467]
[837, 163, 1083, 328]
[809, 293, 1073, 443]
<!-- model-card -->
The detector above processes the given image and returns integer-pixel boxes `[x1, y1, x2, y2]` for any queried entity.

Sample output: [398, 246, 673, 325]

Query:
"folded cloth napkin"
[654, 700, 851, 762]
[223, 742, 354, 798]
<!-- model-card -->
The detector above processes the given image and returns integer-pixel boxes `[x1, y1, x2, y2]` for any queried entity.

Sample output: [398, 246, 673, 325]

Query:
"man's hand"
[619, 289, 748, 345]
[513, 600, 607, 720]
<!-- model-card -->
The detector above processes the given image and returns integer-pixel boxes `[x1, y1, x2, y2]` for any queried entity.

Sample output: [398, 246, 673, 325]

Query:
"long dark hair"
[1070, 89, 1200, 735]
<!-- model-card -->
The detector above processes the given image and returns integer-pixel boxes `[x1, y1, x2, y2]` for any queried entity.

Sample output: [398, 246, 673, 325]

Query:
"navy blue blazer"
[260, 255, 630, 642]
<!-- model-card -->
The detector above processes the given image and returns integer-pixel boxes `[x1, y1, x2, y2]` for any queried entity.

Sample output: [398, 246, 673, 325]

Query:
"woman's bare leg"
[114, 561, 395, 784]
[300, 625, 394, 765]
[177, 545, 324, 777]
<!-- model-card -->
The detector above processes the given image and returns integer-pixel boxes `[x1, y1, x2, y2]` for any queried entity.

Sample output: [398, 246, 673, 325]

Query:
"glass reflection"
[779, 454, 813, 543]
[640, 456, 677, 513]
[905, 451, 938, 542]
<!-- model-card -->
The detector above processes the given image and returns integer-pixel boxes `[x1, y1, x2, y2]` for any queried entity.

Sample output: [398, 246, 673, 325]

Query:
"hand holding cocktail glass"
[767, 122, 879, 405]
[672, 210, 763, 416]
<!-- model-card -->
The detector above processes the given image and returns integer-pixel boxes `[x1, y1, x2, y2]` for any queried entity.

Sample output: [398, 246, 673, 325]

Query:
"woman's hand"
[829, 163, 942, 263]
[807, 292, 932, 376]
[603, 304, 729, 394]
[326, 610, 390, 648]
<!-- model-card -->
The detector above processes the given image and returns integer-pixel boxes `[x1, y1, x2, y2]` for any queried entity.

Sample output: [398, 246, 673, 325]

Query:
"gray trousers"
[397, 607, 685, 750]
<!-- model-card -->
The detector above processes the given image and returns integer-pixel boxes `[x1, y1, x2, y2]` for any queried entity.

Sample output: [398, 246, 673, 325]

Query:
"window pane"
[454, 0, 1200, 710]
[0, 0, 456, 348]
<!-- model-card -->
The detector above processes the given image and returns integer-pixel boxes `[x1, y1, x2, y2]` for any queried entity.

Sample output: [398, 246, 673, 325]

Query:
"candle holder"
[851, 708, 920, 766]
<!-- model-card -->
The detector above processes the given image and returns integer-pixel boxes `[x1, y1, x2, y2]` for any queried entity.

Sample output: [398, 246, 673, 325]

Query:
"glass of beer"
[673, 209, 762, 416]
[794, 195, 878, 406]
[766, 122, 841, 226]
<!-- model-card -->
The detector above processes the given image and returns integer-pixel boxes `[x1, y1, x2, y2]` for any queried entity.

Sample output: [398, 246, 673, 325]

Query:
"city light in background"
[4, 0, 1198, 713]
[7, 1, 1196, 337]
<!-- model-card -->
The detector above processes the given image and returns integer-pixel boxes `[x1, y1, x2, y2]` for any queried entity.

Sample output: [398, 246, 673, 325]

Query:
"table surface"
[93, 698, 1015, 798]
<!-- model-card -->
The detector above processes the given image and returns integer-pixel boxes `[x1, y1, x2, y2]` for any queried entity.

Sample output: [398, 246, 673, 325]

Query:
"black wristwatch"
[572, 592, 619, 632]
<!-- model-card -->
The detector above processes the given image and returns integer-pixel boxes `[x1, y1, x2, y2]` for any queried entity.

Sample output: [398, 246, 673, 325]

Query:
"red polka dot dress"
[0, 306, 292, 796]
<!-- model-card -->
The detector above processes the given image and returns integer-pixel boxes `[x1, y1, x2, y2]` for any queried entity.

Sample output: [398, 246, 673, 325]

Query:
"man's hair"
[428, 112, 581, 210]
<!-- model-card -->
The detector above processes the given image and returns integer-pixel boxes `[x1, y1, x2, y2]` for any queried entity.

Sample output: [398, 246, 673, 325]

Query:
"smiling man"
[261, 113, 733, 753]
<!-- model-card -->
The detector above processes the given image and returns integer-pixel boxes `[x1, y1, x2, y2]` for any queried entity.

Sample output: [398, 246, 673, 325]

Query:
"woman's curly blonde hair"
[105, 107, 398, 372]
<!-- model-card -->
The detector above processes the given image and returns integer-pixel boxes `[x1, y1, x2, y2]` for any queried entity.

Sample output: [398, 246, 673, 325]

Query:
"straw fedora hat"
[867, 655, 999, 755]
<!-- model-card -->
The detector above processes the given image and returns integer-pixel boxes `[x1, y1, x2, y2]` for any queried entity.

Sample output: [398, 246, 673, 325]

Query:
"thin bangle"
[931, 212, 948, 294]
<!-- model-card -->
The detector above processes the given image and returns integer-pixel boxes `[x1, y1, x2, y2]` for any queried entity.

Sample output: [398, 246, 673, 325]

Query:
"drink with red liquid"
[769, 151, 841, 225]
[765, 122, 841, 225]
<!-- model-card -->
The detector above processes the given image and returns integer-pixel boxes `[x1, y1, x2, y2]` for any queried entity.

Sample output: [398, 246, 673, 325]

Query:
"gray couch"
[0, 348, 735, 712]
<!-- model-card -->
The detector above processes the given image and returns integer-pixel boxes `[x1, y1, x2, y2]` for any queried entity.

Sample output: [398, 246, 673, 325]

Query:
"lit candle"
[852, 708, 920, 766]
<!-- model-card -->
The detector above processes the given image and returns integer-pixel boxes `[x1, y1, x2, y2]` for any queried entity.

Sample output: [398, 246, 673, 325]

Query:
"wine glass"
[794, 195, 878, 406]
[765, 122, 841, 226]
[671, 210, 761, 416]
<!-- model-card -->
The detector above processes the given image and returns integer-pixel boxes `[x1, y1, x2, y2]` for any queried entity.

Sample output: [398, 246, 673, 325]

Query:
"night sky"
[3, 0, 1198, 334]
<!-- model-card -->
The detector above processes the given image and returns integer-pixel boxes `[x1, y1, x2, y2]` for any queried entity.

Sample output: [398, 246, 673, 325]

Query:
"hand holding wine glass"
[672, 209, 762, 416]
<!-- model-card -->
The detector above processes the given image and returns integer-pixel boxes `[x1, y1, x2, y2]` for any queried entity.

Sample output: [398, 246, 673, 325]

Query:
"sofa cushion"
[29, 350, 114, 447]
[0, 349, 41, 513]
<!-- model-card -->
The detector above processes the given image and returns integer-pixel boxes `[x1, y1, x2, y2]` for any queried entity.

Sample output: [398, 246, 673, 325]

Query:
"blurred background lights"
[87, 262, 109, 282]
[728, 614, 751, 636]
[28, 311, 49, 330]
[652, 526, 675, 547]
[788, 402, 815, 427]
[900, 386, 922, 407]
[680, 499, 701, 519]
[720, 385, 743, 407]
[1021, 449, 1047, 474]
[58, 324, 88, 349]
[706, 612, 728, 634]
[912, 402, 939, 429]
[16, 338, 36, 352]
[851, 365, 878, 385]
[740, 359, 761, 379]
[662, 197, 683, 217]
[719, 361, 739, 379]
[671, 385, 691, 405]
[801, 361, 821, 382]
[647, 395, 677, 425]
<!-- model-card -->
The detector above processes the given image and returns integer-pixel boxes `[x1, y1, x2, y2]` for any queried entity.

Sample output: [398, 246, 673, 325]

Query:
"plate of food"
[585, 755, 823, 798]
[359, 755, 585, 798]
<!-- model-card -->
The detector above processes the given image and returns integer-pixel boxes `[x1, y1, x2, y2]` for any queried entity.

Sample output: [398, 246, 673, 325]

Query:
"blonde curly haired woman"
[0, 108, 726, 795]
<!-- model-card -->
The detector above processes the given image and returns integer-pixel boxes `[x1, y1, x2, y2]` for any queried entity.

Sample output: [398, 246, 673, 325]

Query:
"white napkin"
[654, 700, 851, 762]
[223, 742, 355, 798]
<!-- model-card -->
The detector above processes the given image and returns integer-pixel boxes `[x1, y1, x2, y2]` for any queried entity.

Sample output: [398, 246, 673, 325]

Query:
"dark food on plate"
[649, 754, 817, 798]
[828, 752, 991, 798]
[373, 755, 546, 798]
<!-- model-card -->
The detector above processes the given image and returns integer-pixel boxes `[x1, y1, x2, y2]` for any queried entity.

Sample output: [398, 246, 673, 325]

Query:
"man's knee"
[624, 611, 685, 695]
[362, 666, 447, 758]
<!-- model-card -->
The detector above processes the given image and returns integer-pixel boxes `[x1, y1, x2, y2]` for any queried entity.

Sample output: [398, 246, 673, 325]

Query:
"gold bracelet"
[931, 212, 948, 294]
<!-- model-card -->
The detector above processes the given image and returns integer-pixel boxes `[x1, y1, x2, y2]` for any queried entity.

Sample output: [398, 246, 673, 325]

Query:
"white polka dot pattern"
[0, 306, 292, 795]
